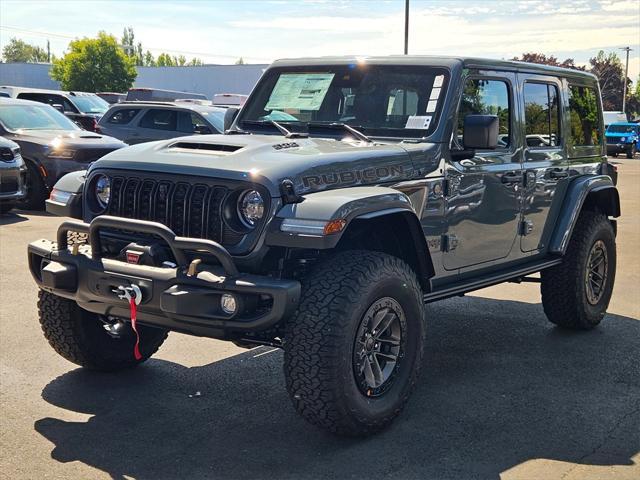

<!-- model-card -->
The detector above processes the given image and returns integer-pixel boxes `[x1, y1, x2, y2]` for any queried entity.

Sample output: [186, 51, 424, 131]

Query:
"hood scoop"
[168, 141, 243, 155]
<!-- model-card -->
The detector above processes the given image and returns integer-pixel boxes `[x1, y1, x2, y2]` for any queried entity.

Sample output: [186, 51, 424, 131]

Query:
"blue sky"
[1, 0, 638, 80]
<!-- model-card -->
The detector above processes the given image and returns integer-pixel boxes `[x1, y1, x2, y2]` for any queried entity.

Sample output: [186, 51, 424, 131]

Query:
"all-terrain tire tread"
[284, 250, 425, 436]
[541, 210, 615, 330]
[38, 290, 168, 371]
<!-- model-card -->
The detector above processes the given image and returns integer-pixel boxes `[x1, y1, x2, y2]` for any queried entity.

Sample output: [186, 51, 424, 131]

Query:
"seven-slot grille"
[106, 176, 243, 245]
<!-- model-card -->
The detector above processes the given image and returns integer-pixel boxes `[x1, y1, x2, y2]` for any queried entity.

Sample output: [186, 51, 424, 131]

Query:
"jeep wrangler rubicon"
[29, 57, 620, 436]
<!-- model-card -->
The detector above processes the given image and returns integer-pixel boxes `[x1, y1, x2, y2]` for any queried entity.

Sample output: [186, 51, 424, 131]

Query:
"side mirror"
[51, 104, 65, 114]
[463, 114, 499, 150]
[223, 107, 240, 132]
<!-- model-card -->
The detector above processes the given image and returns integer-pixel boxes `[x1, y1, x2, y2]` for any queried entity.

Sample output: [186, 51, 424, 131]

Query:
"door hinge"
[441, 234, 459, 252]
[520, 220, 534, 236]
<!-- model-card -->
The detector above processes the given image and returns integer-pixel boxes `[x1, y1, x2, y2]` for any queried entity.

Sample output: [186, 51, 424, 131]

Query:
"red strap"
[129, 297, 142, 360]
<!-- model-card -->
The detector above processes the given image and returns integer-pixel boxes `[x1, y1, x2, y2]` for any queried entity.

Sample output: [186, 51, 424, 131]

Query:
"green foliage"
[589, 50, 628, 111]
[2, 38, 49, 63]
[235, 57, 245, 65]
[50, 32, 137, 92]
[512, 52, 584, 70]
[568, 86, 600, 146]
[120, 27, 202, 67]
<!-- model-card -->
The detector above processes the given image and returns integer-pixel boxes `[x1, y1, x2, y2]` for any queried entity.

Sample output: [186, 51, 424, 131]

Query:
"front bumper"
[606, 143, 632, 154]
[28, 216, 301, 338]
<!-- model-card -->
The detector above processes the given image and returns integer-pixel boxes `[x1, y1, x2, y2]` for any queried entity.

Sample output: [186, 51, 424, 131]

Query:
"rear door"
[519, 74, 568, 252]
[133, 108, 178, 143]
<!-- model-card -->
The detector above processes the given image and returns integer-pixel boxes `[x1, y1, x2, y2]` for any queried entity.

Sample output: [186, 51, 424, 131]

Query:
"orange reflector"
[323, 219, 347, 235]
[39, 164, 48, 177]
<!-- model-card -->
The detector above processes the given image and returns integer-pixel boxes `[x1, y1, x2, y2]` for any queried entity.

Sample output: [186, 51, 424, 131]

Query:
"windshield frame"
[0, 104, 82, 132]
[237, 64, 450, 140]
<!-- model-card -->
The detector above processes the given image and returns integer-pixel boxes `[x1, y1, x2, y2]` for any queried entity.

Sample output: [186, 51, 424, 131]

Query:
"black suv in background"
[0, 86, 110, 132]
[97, 101, 227, 144]
[0, 98, 125, 209]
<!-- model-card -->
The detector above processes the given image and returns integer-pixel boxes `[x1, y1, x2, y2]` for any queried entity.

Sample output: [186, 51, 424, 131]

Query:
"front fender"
[266, 186, 415, 249]
[549, 175, 620, 255]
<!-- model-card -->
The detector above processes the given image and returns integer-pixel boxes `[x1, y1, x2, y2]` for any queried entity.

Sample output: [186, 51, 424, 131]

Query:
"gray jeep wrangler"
[29, 56, 620, 436]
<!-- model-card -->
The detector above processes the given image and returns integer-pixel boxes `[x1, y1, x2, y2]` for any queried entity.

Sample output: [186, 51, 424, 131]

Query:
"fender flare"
[265, 186, 435, 284]
[548, 175, 620, 255]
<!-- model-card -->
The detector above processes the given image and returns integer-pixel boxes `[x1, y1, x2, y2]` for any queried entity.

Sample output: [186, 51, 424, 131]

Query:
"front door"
[443, 71, 523, 270]
[519, 75, 568, 252]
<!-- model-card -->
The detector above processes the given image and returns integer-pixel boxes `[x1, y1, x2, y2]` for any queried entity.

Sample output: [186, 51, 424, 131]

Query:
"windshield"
[200, 109, 225, 133]
[72, 95, 109, 114]
[240, 64, 448, 138]
[0, 104, 81, 131]
[608, 124, 637, 134]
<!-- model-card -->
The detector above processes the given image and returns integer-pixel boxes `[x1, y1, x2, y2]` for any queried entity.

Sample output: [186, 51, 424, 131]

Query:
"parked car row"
[0, 98, 126, 212]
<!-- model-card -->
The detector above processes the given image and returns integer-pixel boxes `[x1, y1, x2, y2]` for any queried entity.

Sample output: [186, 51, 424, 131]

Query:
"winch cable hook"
[113, 284, 143, 360]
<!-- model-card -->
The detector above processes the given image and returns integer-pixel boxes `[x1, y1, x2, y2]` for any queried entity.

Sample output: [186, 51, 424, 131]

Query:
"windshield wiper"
[307, 122, 373, 143]
[242, 120, 308, 139]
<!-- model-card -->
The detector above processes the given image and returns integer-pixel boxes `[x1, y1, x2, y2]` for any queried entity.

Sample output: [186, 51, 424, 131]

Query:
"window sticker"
[405, 115, 432, 129]
[429, 88, 441, 101]
[265, 73, 335, 111]
[433, 75, 444, 88]
[426, 100, 438, 113]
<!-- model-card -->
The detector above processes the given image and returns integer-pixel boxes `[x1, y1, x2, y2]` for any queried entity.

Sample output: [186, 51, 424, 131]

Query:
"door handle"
[501, 172, 524, 184]
[549, 169, 569, 179]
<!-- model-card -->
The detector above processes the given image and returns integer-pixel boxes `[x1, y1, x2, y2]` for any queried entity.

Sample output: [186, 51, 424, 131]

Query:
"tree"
[50, 32, 137, 92]
[627, 77, 640, 119]
[589, 50, 630, 111]
[2, 38, 49, 63]
[512, 52, 584, 70]
[120, 27, 202, 67]
[235, 57, 245, 65]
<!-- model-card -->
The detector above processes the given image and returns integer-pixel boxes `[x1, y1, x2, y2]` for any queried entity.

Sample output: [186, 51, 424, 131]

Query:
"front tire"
[22, 162, 48, 211]
[38, 290, 168, 371]
[284, 251, 426, 436]
[541, 211, 616, 329]
[626, 143, 636, 159]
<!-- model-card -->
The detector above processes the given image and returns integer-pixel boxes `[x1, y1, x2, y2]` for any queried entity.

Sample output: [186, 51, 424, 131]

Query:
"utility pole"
[404, 0, 409, 55]
[620, 46, 632, 114]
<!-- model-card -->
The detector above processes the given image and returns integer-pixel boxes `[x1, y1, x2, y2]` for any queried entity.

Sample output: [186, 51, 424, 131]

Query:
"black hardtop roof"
[269, 55, 597, 81]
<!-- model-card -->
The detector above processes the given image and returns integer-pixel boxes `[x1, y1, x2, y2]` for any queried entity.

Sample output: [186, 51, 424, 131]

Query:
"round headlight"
[238, 190, 264, 227]
[95, 175, 111, 208]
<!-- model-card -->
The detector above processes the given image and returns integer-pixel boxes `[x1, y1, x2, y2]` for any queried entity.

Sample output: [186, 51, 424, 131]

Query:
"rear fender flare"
[549, 175, 620, 254]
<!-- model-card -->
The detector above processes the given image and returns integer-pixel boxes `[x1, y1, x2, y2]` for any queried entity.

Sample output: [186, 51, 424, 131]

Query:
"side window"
[139, 109, 177, 131]
[524, 82, 561, 148]
[17, 92, 48, 103]
[457, 79, 510, 148]
[568, 85, 601, 147]
[177, 111, 212, 134]
[106, 108, 140, 125]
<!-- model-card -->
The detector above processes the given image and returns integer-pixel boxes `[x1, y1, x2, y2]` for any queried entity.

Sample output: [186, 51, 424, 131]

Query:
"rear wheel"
[38, 290, 168, 371]
[626, 143, 636, 159]
[284, 250, 426, 436]
[0, 203, 14, 214]
[541, 211, 616, 329]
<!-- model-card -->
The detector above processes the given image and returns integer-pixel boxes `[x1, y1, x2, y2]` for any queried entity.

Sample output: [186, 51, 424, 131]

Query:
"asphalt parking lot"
[1, 159, 638, 480]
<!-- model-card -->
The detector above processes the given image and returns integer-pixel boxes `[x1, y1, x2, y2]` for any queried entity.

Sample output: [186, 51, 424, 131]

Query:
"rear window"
[139, 109, 177, 131]
[106, 108, 140, 125]
[568, 85, 601, 147]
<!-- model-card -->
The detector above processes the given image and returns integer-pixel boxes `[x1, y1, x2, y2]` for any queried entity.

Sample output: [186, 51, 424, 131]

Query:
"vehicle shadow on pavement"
[0, 211, 29, 226]
[35, 296, 639, 480]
